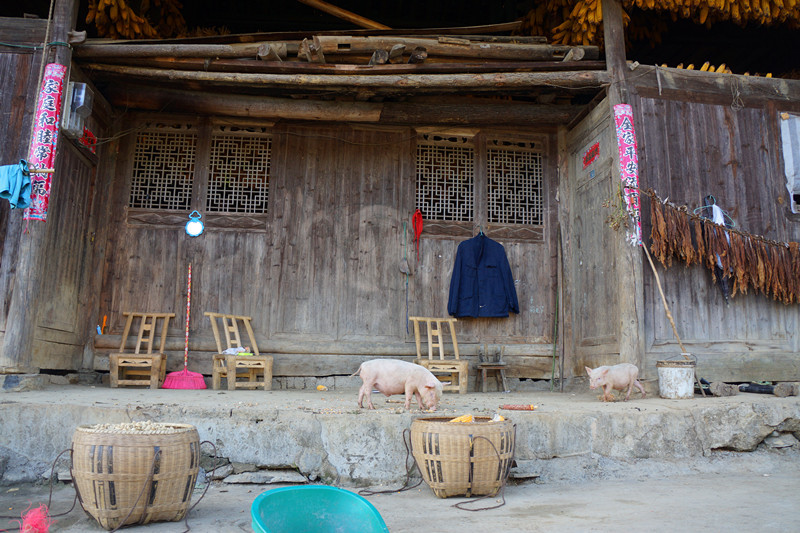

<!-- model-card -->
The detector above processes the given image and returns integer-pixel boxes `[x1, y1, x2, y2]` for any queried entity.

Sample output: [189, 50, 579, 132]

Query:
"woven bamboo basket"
[71, 422, 200, 531]
[410, 417, 515, 498]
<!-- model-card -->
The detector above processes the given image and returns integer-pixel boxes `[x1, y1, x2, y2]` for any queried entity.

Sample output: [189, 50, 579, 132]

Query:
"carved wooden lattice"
[486, 139, 543, 225]
[206, 126, 271, 214]
[129, 123, 196, 210]
[415, 134, 475, 222]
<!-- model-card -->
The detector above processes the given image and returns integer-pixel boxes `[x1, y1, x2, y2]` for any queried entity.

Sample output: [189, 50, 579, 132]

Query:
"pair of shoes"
[738, 382, 774, 394]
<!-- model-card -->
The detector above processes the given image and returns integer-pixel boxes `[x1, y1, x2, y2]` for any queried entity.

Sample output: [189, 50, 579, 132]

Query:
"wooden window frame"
[125, 116, 272, 232]
[414, 129, 547, 242]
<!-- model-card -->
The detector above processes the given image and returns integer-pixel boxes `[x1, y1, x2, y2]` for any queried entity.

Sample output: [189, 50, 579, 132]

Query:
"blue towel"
[0, 160, 32, 209]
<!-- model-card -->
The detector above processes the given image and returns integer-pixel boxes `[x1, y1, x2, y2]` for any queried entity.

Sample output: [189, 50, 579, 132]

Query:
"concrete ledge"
[0, 385, 797, 486]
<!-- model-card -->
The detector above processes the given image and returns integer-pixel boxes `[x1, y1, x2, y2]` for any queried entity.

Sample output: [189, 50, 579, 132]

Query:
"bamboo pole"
[642, 243, 706, 396]
[295, 0, 391, 30]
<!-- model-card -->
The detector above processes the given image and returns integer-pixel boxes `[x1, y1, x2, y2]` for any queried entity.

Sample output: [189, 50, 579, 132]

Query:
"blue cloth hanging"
[0, 160, 32, 209]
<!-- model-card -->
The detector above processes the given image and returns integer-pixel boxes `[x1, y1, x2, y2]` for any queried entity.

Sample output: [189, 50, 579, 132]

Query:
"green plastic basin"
[251, 485, 390, 533]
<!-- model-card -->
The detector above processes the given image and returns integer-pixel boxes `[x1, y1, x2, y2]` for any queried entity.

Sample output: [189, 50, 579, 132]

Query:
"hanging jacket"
[447, 234, 519, 318]
[0, 160, 32, 209]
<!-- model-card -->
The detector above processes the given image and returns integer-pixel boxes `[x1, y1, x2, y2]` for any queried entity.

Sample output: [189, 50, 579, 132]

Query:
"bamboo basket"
[410, 417, 515, 498]
[71, 422, 200, 531]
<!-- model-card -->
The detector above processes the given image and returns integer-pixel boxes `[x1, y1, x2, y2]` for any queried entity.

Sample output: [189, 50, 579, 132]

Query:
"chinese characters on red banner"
[24, 63, 67, 222]
[613, 104, 642, 246]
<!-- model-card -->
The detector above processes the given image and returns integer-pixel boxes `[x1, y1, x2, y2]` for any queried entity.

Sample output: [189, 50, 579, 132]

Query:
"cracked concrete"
[0, 384, 798, 487]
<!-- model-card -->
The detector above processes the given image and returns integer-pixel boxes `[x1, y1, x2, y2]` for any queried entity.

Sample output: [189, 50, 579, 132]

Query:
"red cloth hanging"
[412, 209, 423, 262]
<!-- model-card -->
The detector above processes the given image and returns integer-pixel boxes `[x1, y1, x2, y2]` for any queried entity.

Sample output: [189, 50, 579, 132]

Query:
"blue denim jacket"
[447, 234, 519, 318]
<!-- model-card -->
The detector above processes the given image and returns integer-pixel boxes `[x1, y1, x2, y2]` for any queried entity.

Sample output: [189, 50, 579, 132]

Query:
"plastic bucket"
[656, 357, 696, 399]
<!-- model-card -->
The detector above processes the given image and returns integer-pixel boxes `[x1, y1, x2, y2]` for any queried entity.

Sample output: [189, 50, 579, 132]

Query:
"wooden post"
[602, 0, 646, 375]
[1, 0, 78, 374]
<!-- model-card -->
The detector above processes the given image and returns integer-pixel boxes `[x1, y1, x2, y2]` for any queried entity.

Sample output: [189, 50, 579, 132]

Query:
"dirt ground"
[2, 448, 798, 533]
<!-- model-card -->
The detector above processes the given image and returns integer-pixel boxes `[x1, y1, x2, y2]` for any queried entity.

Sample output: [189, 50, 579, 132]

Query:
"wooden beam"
[101, 84, 583, 125]
[84, 63, 611, 93]
[314, 36, 600, 61]
[0, 16, 47, 47]
[630, 65, 800, 107]
[74, 41, 271, 59]
[295, 0, 391, 30]
[78, 56, 606, 76]
[104, 84, 383, 121]
[602, 0, 645, 373]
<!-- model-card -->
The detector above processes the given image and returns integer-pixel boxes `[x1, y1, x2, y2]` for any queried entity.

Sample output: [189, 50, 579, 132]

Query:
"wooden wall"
[95, 116, 560, 379]
[632, 91, 800, 381]
[0, 21, 109, 371]
[0, 27, 44, 336]
[563, 98, 626, 377]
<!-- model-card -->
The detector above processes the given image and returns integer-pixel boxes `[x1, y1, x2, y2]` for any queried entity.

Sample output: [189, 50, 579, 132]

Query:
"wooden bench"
[409, 316, 468, 394]
[109, 312, 175, 389]
[205, 312, 273, 391]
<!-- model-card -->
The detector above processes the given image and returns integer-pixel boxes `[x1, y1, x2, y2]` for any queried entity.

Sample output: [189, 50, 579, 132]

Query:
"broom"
[163, 263, 206, 389]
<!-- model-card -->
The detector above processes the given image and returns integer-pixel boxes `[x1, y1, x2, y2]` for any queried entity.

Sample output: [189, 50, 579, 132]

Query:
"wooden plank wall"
[0, 40, 43, 335]
[563, 98, 624, 377]
[0, 26, 108, 370]
[633, 94, 800, 381]
[96, 118, 559, 379]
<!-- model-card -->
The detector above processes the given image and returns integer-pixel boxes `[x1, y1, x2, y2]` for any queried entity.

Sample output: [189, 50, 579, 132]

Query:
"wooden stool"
[409, 316, 468, 394]
[110, 312, 175, 389]
[475, 363, 509, 393]
[206, 312, 273, 391]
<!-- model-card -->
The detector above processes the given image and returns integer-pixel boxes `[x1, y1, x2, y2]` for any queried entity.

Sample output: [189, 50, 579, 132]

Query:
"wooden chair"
[205, 312, 273, 391]
[109, 312, 175, 389]
[409, 316, 468, 394]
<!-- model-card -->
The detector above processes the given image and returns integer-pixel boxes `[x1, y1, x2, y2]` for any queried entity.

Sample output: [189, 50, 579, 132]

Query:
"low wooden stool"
[475, 363, 509, 393]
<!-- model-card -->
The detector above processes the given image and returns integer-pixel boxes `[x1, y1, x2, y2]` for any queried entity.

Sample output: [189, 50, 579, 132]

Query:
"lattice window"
[206, 127, 271, 214]
[129, 123, 196, 210]
[415, 133, 475, 222]
[486, 139, 543, 225]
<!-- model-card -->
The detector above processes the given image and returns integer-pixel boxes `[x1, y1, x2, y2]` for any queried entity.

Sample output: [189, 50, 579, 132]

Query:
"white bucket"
[656, 356, 696, 399]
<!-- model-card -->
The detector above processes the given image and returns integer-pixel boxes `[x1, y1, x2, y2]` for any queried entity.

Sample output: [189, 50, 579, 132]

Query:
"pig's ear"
[601, 368, 609, 376]
[585, 366, 593, 375]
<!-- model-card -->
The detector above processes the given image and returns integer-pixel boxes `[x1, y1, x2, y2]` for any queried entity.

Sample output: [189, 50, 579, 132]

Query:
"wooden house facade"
[1, 0, 798, 386]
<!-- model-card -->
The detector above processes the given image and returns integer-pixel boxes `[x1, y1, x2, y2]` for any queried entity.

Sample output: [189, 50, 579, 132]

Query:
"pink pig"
[585, 363, 646, 402]
[353, 359, 443, 411]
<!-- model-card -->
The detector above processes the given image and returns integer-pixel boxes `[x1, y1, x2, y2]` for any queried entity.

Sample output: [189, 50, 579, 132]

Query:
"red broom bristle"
[19, 504, 53, 533]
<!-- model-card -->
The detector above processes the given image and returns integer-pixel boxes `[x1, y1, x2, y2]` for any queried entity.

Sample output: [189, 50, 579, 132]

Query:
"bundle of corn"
[666, 62, 774, 76]
[86, 0, 187, 39]
[519, 0, 800, 47]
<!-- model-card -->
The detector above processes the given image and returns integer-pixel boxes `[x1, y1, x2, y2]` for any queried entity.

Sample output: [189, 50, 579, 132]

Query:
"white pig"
[352, 359, 443, 411]
[585, 363, 646, 402]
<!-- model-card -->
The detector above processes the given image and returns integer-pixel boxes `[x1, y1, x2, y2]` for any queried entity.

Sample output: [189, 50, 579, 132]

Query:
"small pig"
[585, 363, 646, 402]
[352, 359, 443, 411]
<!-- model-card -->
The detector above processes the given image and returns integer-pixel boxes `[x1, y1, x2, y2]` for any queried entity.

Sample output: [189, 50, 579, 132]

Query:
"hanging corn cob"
[519, 0, 800, 62]
[86, 0, 187, 39]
